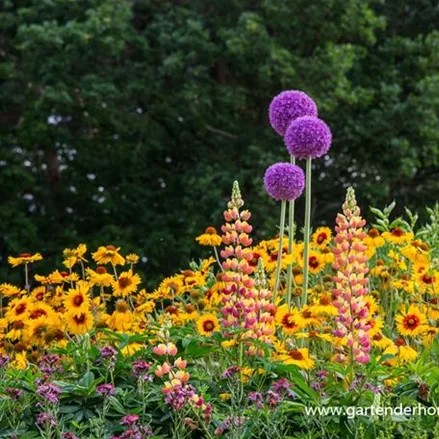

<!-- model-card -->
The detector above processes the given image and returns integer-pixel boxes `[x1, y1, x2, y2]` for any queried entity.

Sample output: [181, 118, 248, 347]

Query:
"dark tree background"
[1, 0, 439, 286]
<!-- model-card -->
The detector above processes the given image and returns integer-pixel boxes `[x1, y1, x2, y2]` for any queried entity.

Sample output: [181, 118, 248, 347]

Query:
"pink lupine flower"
[332, 187, 371, 365]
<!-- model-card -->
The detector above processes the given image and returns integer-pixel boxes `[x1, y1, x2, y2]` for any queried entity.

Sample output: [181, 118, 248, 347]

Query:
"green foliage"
[1, 0, 439, 285]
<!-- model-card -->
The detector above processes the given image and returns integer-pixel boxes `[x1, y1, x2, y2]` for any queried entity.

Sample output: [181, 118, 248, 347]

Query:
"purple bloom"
[62, 433, 80, 439]
[271, 378, 291, 394]
[214, 416, 246, 435]
[38, 354, 63, 375]
[36, 383, 61, 404]
[36, 411, 57, 427]
[5, 387, 23, 401]
[164, 384, 195, 411]
[248, 391, 263, 409]
[97, 383, 115, 396]
[120, 414, 139, 426]
[264, 162, 305, 201]
[269, 91, 318, 136]
[222, 365, 240, 379]
[132, 360, 151, 378]
[0, 354, 10, 368]
[285, 116, 332, 159]
[266, 390, 281, 408]
[100, 346, 118, 359]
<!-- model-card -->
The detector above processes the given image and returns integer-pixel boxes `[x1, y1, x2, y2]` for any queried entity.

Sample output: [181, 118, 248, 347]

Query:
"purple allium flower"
[120, 414, 139, 427]
[5, 387, 23, 401]
[285, 116, 332, 159]
[269, 91, 318, 136]
[97, 383, 115, 396]
[36, 383, 61, 404]
[264, 162, 305, 201]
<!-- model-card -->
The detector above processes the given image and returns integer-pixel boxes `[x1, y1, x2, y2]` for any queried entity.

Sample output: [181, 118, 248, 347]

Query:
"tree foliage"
[1, 0, 438, 284]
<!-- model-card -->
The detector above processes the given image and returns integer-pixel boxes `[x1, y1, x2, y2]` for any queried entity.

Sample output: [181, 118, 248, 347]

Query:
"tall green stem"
[302, 158, 312, 308]
[273, 200, 287, 302]
[286, 155, 296, 310]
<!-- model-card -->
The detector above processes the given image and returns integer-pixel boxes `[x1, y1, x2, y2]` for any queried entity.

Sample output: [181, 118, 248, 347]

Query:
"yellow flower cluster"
[1, 223, 438, 376]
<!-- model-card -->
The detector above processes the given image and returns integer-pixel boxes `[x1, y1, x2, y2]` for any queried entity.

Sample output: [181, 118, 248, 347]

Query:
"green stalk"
[273, 199, 287, 302]
[286, 155, 296, 310]
[302, 158, 312, 308]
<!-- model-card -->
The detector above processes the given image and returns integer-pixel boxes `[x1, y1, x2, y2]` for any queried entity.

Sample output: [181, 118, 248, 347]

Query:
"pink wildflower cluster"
[220, 182, 275, 346]
[153, 325, 212, 425]
[332, 187, 371, 364]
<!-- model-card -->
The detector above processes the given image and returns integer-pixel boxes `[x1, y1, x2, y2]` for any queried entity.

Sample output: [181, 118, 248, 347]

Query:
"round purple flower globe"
[269, 91, 318, 136]
[284, 116, 332, 159]
[264, 163, 305, 201]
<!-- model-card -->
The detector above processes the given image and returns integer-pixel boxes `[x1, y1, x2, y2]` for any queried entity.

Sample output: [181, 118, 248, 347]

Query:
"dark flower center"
[289, 350, 304, 361]
[391, 227, 404, 237]
[203, 320, 215, 332]
[368, 228, 380, 238]
[73, 295, 84, 306]
[118, 276, 131, 288]
[316, 233, 327, 245]
[404, 314, 420, 329]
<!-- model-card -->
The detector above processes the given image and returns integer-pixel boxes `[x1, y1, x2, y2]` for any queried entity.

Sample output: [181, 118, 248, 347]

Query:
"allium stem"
[302, 158, 312, 308]
[286, 155, 296, 310]
[273, 199, 287, 302]
[24, 263, 30, 293]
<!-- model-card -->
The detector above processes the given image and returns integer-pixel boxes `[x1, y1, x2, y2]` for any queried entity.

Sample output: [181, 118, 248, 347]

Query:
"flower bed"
[1, 91, 439, 438]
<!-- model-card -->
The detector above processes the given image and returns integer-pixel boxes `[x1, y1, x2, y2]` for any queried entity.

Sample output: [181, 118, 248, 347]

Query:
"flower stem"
[24, 263, 30, 293]
[286, 155, 296, 310]
[273, 199, 287, 302]
[302, 158, 312, 308]
[213, 246, 224, 272]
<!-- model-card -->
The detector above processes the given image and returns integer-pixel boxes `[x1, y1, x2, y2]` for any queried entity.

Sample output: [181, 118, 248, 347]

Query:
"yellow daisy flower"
[107, 301, 134, 332]
[275, 305, 304, 335]
[382, 228, 413, 245]
[196, 313, 220, 337]
[126, 253, 140, 264]
[395, 305, 428, 337]
[195, 227, 222, 246]
[64, 281, 91, 316]
[0, 283, 23, 298]
[86, 266, 114, 287]
[64, 309, 94, 335]
[278, 347, 315, 369]
[112, 269, 141, 298]
[63, 244, 88, 269]
[311, 227, 332, 248]
[5, 297, 31, 322]
[401, 240, 429, 264]
[8, 252, 42, 267]
[92, 245, 125, 266]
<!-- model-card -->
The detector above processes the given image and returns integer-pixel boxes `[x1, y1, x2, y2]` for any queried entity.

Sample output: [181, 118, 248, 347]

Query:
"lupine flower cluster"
[219, 182, 276, 347]
[332, 187, 371, 364]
